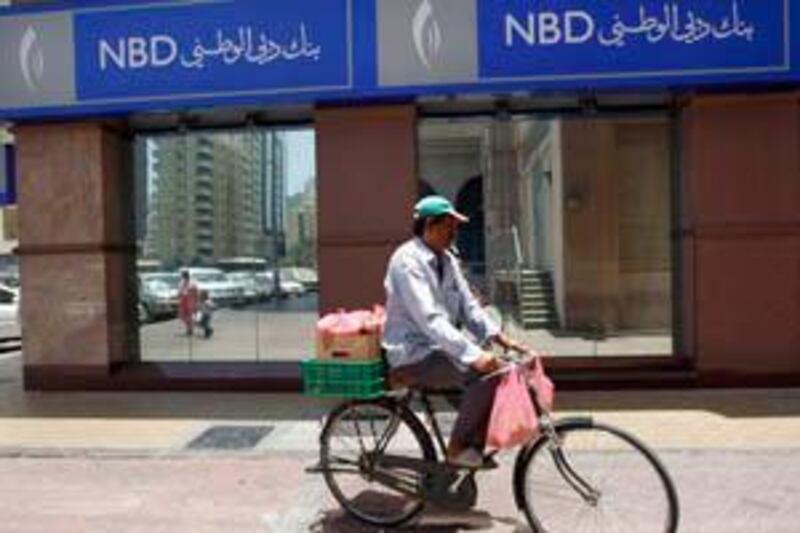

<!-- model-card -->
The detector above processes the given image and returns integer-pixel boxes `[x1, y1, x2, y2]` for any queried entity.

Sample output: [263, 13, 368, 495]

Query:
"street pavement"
[1, 352, 800, 531]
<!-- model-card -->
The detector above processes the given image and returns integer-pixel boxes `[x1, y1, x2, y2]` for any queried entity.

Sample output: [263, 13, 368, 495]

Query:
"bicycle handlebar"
[480, 348, 542, 381]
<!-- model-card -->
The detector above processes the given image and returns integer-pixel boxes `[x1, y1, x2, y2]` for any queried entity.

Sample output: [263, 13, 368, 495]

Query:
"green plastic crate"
[301, 358, 385, 399]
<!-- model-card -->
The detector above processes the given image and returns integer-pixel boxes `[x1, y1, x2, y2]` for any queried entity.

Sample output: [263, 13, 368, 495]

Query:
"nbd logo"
[19, 26, 45, 92]
[99, 35, 178, 70]
[505, 10, 595, 47]
[413, 0, 443, 70]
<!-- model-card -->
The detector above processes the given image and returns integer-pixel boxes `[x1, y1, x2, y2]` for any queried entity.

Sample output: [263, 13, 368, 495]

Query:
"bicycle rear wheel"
[516, 419, 679, 533]
[319, 398, 436, 528]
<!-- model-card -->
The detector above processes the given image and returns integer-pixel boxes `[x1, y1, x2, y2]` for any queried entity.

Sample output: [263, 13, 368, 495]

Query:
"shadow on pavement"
[310, 507, 526, 532]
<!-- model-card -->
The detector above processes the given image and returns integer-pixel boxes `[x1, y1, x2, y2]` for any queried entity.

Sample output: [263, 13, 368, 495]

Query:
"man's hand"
[471, 352, 501, 374]
[493, 332, 529, 354]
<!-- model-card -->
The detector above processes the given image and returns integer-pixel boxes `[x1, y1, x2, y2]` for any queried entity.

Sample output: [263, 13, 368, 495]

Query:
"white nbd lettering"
[150, 35, 178, 67]
[565, 11, 595, 44]
[505, 13, 535, 46]
[98, 35, 179, 70]
[99, 39, 126, 70]
[538, 13, 561, 45]
[504, 11, 596, 47]
[128, 37, 149, 69]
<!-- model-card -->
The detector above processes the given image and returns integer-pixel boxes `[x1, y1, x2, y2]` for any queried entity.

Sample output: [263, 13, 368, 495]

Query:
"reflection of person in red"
[177, 270, 199, 336]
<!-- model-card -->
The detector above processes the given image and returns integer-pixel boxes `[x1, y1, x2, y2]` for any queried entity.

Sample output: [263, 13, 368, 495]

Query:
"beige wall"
[560, 118, 672, 332]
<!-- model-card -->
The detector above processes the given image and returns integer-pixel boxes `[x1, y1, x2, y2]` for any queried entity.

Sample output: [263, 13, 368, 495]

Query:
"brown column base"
[23, 363, 303, 392]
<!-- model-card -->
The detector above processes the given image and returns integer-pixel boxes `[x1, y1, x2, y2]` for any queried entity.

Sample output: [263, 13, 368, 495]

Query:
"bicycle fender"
[511, 417, 594, 511]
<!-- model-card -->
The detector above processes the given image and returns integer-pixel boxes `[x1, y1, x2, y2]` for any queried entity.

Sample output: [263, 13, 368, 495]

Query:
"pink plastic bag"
[317, 306, 385, 337]
[486, 367, 539, 450]
[527, 356, 555, 412]
[317, 309, 363, 336]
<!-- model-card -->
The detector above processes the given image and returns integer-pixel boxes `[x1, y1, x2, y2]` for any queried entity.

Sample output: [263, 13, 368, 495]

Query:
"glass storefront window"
[133, 128, 317, 362]
[419, 115, 675, 357]
[0, 126, 18, 339]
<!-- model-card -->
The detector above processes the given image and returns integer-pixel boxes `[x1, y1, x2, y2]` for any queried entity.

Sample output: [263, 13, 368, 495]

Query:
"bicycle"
[311, 352, 680, 532]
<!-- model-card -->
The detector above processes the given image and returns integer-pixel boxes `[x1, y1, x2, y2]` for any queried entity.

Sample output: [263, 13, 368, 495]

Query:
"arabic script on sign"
[180, 24, 322, 69]
[598, 1, 754, 48]
[505, 0, 756, 48]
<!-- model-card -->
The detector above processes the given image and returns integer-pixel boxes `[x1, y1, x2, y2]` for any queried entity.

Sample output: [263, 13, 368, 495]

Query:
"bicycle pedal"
[446, 456, 499, 471]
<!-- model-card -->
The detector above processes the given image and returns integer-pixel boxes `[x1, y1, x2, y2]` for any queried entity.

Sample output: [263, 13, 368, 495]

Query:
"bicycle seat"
[386, 370, 460, 409]
[387, 369, 440, 395]
[387, 369, 414, 390]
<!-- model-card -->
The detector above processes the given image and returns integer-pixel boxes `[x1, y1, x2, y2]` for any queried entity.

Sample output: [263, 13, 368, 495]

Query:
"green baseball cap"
[414, 195, 469, 223]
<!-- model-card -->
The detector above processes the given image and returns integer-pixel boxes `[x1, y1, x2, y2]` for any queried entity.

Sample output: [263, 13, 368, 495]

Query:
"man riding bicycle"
[382, 195, 529, 469]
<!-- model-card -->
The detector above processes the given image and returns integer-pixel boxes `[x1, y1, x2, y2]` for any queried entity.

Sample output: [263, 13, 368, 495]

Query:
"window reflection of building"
[264, 133, 287, 259]
[418, 121, 487, 280]
[510, 118, 673, 334]
[0, 128, 17, 257]
[134, 138, 149, 256]
[285, 178, 317, 267]
[141, 131, 287, 268]
[420, 116, 673, 345]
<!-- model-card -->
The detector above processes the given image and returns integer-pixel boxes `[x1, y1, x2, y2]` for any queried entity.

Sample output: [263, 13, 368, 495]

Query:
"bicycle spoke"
[320, 400, 434, 528]
[351, 416, 368, 456]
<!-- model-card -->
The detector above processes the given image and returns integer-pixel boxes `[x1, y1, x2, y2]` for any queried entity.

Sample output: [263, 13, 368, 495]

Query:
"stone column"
[315, 105, 418, 314]
[14, 122, 138, 388]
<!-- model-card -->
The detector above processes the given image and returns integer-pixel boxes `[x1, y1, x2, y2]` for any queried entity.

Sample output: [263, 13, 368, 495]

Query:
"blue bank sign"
[479, 0, 788, 80]
[74, 0, 351, 101]
[0, 0, 797, 120]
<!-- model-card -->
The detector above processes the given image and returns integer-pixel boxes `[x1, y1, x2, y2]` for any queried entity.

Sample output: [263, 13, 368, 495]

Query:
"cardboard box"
[316, 330, 381, 360]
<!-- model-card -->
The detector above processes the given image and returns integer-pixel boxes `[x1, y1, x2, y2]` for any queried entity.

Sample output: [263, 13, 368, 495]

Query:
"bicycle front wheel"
[319, 398, 436, 528]
[516, 419, 679, 533]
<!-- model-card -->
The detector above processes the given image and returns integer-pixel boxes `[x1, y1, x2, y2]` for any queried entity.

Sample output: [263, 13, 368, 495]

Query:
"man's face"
[427, 215, 462, 251]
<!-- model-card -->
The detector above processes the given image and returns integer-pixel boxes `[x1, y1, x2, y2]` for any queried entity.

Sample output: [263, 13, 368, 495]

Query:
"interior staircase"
[518, 269, 559, 330]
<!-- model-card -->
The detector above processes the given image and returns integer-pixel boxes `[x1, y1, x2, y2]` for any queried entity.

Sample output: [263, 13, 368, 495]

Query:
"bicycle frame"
[370, 385, 606, 512]
[318, 359, 603, 509]
[316, 357, 679, 531]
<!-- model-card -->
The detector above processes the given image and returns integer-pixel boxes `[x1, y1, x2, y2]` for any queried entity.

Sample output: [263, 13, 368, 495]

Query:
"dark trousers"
[199, 312, 213, 338]
[391, 352, 499, 451]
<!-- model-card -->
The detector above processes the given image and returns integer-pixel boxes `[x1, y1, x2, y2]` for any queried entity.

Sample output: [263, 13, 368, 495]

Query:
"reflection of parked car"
[226, 272, 260, 304]
[262, 270, 305, 298]
[185, 267, 245, 307]
[141, 272, 181, 289]
[0, 271, 19, 290]
[0, 283, 19, 326]
[280, 267, 319, 292]
[137, 277, 179, 323]
[254, 272, 276, 300]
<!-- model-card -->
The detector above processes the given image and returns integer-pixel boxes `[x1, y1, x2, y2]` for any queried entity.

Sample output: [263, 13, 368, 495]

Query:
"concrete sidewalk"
[1, 352, 800, 531]
[2, 351, 800, 454]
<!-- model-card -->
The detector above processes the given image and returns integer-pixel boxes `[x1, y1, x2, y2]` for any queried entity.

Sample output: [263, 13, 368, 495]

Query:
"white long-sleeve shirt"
[382, 238, 500, 368]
